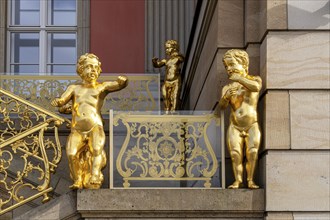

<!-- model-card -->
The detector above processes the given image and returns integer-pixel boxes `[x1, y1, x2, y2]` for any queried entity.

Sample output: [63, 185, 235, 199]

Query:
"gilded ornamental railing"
[0, 74, 160, 113]
[110, 111, 224, 188]
[0, 88, 66, 215]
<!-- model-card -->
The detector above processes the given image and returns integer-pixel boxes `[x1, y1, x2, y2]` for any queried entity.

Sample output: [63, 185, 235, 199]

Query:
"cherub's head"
[223, 49, 249, 77]
[76, 53, 102, 82]
[165, 40, 179, 56]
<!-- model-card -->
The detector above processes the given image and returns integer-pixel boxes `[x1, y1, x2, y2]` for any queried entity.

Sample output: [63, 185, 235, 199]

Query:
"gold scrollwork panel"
[113, 113, 220, 188]
[0, 88, 64, 215]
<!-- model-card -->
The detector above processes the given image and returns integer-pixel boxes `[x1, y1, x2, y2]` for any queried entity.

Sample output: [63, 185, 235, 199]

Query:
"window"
[7, 0, 77, 75]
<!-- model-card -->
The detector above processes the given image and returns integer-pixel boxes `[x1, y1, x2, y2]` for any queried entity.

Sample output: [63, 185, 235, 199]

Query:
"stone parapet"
[77, 189, 264, 219]
[14, 189, 265, 219]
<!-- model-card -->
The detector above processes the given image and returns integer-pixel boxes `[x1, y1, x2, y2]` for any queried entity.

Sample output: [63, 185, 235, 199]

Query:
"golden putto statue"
[219, 49, 262, 189]
[51, 53, 128, 189]
[152, 40, 184, 113]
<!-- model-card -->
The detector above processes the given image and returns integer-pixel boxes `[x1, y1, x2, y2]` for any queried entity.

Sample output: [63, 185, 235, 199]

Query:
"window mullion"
[6, 0, 11, 74]
[39, 0, 47, 74]
[39, 30, 47, 75]
[40, 0, 47, 27]
[6, 31, 11, 74]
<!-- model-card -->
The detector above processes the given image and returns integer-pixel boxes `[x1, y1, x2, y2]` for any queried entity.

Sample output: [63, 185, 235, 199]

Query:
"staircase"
[0, 88, 66, 216]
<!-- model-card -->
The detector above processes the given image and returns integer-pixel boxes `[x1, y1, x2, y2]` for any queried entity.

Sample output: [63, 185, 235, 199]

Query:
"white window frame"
[6, 0, 78, 75]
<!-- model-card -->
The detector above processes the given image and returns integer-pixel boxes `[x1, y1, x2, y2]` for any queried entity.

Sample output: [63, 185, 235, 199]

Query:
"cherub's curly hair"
[165, 40, 179, 50]
[223, 49, 249, 73]
[76, 53, 102, 75]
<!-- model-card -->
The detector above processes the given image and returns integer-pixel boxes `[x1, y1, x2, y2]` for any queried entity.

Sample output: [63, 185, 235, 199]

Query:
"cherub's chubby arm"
[171, 54, 184, 66]
[51, 85, 75, 107]
[103, 75, 129, 93]
[152, 57, 166, 68]
[229, 74, 262, 92]
[219, 85, 237, 109]
[178, 54, 184, 63]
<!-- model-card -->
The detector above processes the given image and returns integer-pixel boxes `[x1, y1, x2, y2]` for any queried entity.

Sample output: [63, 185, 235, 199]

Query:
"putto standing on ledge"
[152, 40, 184, 113]
[51, 53, 128, 189]
[219, 49, 262, 189]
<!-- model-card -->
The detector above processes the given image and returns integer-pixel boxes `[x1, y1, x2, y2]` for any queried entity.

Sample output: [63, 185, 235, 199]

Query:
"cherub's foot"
[248, 180, 259, 189]
[228, 181, 242, 189]
[88, 174, 104, 189]
[89, 175, 101, 185]
[69, 181, 83, 189]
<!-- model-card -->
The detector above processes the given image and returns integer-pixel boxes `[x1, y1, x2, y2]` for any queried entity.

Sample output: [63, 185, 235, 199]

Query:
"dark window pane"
[49, 0, 76, 26]
[12, 0, 40, 25]
[48, 33, 77, 64]
[20, 0, 39, 9]
[11, 33, 39, 63]
[53, 12, 76, 25]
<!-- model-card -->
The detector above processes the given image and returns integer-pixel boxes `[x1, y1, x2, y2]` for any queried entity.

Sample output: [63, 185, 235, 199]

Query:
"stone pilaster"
[259, 0, 330, 218]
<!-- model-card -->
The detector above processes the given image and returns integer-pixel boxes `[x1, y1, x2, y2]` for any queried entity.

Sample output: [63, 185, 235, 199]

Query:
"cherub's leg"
[66, 130, 85, 189]
[245, 123, 261, 189]
[88, 125, 106, 187]
[162, 83, 169, 112]
[101, 149, 107, 169]
[227, 124, 244, 188]
[171, 81, 180, 111]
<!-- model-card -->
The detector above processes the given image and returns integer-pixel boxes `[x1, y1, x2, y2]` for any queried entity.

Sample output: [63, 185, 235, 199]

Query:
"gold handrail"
[0, 74, 160, 113]
[0, 88, 64, 123]
[0, 88, 65, 215]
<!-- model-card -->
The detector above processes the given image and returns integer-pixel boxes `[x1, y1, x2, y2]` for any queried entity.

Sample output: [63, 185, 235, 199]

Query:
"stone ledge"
[77, 189, 264, 218]
[15, 191, 80, 220]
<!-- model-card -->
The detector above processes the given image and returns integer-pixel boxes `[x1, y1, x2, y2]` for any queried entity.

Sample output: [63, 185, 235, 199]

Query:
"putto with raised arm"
[152, 40, 184, 113]
[51, 53, 128, 189]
